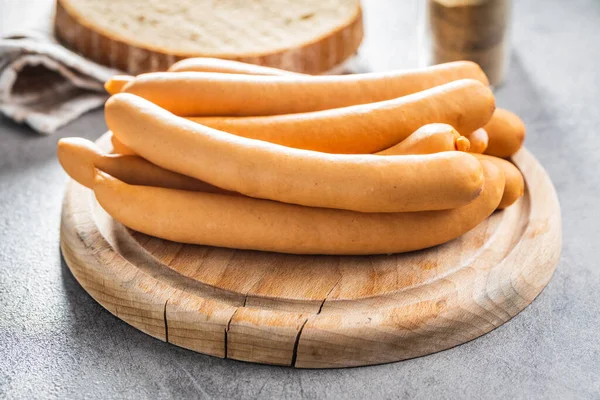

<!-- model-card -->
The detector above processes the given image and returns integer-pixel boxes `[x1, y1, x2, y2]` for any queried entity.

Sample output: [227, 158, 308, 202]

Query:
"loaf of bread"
[54, 0, 364, 74]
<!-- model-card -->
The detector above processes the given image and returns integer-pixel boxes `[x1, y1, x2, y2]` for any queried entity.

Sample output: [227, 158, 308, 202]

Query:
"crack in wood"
[318, 274, 343, 314]
[164, 299, 169, 343]
[224, 328, 228, 359]
[290, 275, 342, 367]
[224, 307, 242, 359]
[291, 319, 309, 367]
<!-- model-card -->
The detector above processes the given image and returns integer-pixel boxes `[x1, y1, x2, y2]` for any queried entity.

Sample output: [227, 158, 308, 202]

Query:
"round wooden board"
[60, 136, 561, 368]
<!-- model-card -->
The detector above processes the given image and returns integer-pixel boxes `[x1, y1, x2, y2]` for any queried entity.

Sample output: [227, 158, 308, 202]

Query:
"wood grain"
[60, 135, 561, 368]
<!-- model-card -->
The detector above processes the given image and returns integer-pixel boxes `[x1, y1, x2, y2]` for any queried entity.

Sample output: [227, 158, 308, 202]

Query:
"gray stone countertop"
[1, 0, 599, 399]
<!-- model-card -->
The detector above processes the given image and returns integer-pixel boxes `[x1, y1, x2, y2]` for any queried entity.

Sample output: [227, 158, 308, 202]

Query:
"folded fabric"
[0, 30, 119, 134]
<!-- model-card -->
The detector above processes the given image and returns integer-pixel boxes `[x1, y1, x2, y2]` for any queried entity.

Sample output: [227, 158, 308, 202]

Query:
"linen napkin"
[0, 29, 118, 134]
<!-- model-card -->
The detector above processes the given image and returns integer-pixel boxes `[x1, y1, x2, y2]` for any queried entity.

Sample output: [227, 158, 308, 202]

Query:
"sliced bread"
[54, 0, 363, 74]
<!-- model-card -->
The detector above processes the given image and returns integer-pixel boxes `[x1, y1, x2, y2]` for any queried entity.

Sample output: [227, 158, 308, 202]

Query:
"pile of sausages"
[58, 58, 525, 255]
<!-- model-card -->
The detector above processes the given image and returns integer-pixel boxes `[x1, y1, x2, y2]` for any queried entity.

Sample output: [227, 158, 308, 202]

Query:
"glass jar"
[419, 0, 513, 87]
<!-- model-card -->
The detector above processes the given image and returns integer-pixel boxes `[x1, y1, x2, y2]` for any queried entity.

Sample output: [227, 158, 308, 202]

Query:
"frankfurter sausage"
[465, 128, 489, 154]
[189, 79, 494, 154]
[108, 79, 491, 155]
[122, 61, 489, 117]
[484, 108, 526, 158]
[168, 57, 302, 76]
[378, 133, 523, 210]
[110, 133, 136, 155]
[105, 59, 302, 96]
[376, 124, 470, 155]
[57, 137, 226, 193]
[474, 154, 524, 209]
[91, 159, 503, 255]
[104, 75, 134, 95]
[106, 93, 485, 213]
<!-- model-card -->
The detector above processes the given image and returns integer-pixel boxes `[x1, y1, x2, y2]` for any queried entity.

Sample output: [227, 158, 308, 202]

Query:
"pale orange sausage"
[167, 57, 303, 76]
[377, 124, 470, 155]
[189, 79, 494, 154]
[104, 75, 134, 95]
[90, 159, 503, 255]
[474, 154, 524, 209]
[105, 59, 303, 96]
[376, 130, 523, 210]
[122, 61, 489, 117]
[106, 93, 485, 213]
[57, 137, 226, 193]
[110, 133, 136, 155]
[107, 82, 486, 156]
[483, 108, 526, 158]
[464, 128, 489, 154]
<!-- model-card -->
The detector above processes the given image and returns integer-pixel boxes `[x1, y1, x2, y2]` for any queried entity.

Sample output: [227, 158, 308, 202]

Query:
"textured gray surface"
[1, 0, 599, 399]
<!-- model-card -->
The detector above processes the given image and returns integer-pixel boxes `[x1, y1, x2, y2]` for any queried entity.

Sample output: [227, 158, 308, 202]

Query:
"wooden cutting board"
[60, 134, 561, 368]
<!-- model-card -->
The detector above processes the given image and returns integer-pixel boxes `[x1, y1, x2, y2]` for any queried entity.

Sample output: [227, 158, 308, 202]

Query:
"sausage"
[189, 79, 494, 154]
[474, 154, 524, 209]
[106, 93, 485, 213]
[464, 128, 489, 154]
[110, 133, 136, 155]
[483, 108, 526, 158]
[456, 136, 471, 152]
[108, 79, 492, 155]
[91, 159, 503, 255]
[57, 137, 226, 193]
[121, 61, 489, 117]
[376, 124, 470, 155]
[377, 132, 523, 210]
[104, 75, 134, 95]
[167, 57, 303, 76]
[376, 129, 523, 209]
[104, 59, 302, 96]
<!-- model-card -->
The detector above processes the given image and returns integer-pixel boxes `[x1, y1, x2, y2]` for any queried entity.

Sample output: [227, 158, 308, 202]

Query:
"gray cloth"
[0, 30, 118, 134]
